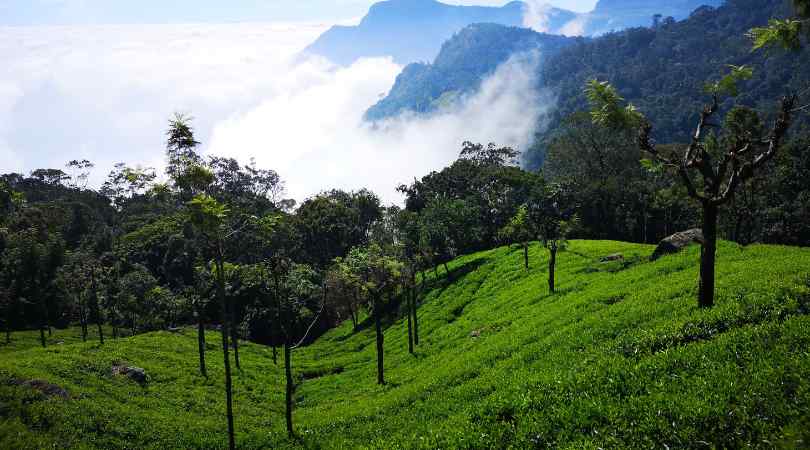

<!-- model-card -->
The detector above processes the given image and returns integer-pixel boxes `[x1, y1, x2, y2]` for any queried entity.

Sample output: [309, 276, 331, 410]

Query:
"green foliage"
[585, 79, 644, 129]
[2, 241, 810, 448]
[498, 205, 535, 246]
[187, 194, 228, 236]
[704, 65, 754, 97]
[530, 0, 810, 169]
[748, 18, 805, 51]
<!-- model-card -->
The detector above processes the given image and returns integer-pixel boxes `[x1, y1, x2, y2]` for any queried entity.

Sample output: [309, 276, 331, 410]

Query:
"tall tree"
[345, 244, 403, 385]
[527, 184, 578, 294]
[188, 191, 236, 450]
[272, 263, 323, 437]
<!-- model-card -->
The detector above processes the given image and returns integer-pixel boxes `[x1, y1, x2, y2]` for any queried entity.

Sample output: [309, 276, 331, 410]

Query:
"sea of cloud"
[0, 21, 551, 204]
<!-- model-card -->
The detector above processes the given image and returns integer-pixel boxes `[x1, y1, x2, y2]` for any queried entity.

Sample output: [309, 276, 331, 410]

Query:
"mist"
[1, 22, 554, 205]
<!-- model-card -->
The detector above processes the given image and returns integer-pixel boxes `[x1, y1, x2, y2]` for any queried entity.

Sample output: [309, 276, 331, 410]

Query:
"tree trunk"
[231, 321, 241, 371]
[273, 276, 280, 365]
[443, 262, 450, 277]
[197, 312, 207, 377]
[698, 203, 718, 308]
[3, 298, 10, 344]
[4, 305, 10, 344]
[39, 301, 47, 348]
[406, 287, 414, 355]
[350, 294, 359, 332]
[523, 243, 529, 270]
[412, 274, 420, 346]
[548, 245, 557, 294]
[374, 298, 385, 385]
[216, 246, 236, 450]
[80, 307, 87, 342]
[284, 341, 294, 437]
[96, 319, 104, 346]
[90, 270, 104, 345]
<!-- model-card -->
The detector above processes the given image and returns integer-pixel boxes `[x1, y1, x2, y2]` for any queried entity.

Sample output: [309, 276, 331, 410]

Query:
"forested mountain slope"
[3, 240, 810, 449]
[360, 0, 808, 168]
[527, 0, 809, 167]
[365, 24, 576, 121]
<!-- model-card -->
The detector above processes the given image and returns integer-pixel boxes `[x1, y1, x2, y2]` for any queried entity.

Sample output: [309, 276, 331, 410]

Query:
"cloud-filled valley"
[0, 22, 551, 204]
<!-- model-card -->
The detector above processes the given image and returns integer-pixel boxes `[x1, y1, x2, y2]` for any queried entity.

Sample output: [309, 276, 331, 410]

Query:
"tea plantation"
[2, 240, 809, 449]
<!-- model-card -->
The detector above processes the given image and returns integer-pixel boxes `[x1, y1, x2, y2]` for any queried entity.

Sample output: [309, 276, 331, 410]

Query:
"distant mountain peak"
[303, 0, 576, 66]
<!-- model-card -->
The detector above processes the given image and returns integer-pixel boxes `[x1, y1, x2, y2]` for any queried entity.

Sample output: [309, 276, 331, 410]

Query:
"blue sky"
[0, 0, 599, 25]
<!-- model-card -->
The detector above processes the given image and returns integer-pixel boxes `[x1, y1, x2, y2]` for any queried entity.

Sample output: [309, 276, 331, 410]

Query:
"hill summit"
[302, 0, 575, 65]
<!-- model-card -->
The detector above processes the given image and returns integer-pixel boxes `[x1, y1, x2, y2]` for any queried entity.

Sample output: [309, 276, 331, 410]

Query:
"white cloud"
[209, 51, 552, 204]
[559, 14, 589, 36]
[523, 1, 554, 33]
[0, 22, 327, 179]
[1, 23, 553, 205]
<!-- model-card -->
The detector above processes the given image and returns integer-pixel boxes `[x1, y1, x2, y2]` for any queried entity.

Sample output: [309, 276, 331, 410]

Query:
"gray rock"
[600, 253, 624, 262]
[12, 379, 69, 399]
[651, 229, 704, 261]
[112, 365, 148, 385]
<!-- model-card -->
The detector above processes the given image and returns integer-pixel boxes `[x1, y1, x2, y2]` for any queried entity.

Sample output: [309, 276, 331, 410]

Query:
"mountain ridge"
[303, 0, 576, 65]
[364, 23, 578, 121]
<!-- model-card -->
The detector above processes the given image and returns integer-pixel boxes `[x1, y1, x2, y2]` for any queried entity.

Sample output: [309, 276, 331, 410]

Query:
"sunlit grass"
[2, 240, 809, 449]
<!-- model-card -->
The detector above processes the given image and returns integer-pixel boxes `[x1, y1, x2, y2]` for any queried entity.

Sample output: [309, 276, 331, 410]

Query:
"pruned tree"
[637, 81, 796, 307]
[586, 56, 800, 308]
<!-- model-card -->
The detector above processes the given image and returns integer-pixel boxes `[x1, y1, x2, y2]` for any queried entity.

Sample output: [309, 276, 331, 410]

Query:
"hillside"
[365, 24, 577, 121]
[527, 0, 810, 167]
[362, 0, 810, 167]
[2, 240, 810, 449]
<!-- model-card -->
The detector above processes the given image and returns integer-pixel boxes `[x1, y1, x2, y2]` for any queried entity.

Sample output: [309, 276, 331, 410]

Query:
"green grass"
[0, 326, 132, 355]
[1, 240, 810, 449]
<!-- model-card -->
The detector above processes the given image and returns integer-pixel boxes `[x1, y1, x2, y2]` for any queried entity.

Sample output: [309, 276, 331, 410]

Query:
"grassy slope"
[1, 240, 809, 449]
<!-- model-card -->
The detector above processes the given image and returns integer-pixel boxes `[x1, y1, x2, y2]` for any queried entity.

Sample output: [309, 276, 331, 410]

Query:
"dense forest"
[364, 24, 577, 120]
[2, 0, 810, 448]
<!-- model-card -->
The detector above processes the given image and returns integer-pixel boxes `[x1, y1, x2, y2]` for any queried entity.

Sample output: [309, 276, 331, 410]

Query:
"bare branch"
[638, 122, 677, 167]
[751, 95, 796, 171]
[291, 284, 327, 350]
[686, 94, 719, 167]
[717, 95, 796, 204]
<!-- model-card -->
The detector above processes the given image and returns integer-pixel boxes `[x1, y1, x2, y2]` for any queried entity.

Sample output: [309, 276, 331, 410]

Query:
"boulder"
[12, 379, 69, 399]
[112, 365, 148, 385]
[600, 253, 624, 262]
[651, 229, 704, 261]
